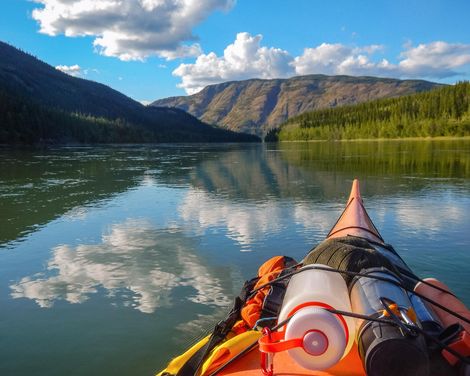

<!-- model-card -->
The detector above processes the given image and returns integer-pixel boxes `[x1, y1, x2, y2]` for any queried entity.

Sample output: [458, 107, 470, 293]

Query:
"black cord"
[207, 264, 469, 375]
[326, 307, 470, 366]
[395, 266, 457, 298]
[379, 296, 418, 337]
[209, 304, 470, 375]
[247, 265, 470, 326]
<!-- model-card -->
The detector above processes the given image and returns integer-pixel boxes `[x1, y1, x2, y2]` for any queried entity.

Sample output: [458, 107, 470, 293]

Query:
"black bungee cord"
[247, 264, 470, 326]
[207, 265, 470, 375]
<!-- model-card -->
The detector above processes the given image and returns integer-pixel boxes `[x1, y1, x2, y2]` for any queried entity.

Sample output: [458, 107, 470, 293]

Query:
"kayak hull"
[220, 344, 365, 375]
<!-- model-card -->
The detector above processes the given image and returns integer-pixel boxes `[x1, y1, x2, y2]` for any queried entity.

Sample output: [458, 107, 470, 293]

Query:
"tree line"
[266, 82, 470, 141]
[0, 90, 155, 144]
[0, 90, 259, 144]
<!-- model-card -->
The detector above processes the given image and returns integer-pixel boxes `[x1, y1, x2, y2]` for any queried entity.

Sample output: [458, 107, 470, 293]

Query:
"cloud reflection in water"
[11, 219, 230, 313]
[180, 189, 284, 251]
[179, 188, 341, 252]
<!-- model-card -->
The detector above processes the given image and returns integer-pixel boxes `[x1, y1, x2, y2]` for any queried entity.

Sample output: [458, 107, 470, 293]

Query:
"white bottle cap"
[285, 306, 347, 370]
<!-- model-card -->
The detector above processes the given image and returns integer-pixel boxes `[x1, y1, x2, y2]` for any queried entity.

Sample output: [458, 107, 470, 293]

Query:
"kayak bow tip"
[326, 179, 384, 244]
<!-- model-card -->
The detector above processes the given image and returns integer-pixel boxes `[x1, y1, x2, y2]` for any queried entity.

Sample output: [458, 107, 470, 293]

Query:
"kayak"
[158, 179, 470, 376]
[217, 180, 373, 376]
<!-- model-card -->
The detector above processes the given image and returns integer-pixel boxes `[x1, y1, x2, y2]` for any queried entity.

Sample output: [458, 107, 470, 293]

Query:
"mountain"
[0, 41, 259, 144]
[271, 82, 470, 141]
[152, 75, 442, 136]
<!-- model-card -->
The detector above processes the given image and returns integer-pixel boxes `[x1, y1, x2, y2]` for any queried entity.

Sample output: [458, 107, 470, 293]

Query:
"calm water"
[1, 140, 469, 376]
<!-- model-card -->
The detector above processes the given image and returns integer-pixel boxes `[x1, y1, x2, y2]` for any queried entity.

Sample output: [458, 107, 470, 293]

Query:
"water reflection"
[180, 189, 284, 251]
[1, 141, 469, 376]
[279, 139, 470, 180]
[185, 140, 470, 203]
[179, 188, 340, 252]
[395, 194, 468, 234]
[10, 219, 230, 313]
[0, 148, 147, 245]
[2, 141, 469, 248]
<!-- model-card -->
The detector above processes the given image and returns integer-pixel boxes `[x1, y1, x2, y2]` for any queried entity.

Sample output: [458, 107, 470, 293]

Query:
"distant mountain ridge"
[0, 41, 259, 144]
[152, 75, 442, 136]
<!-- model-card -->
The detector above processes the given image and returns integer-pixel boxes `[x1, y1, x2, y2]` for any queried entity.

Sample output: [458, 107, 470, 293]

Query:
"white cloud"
[173, 34, 470, 94]
[295, 41, 470, 78]
[293, 43, 394, 77]
[293, 203, 340, 236]
[10, 219, 230, 313]
[173, 32, 295, 94]
[55, 64, 82, 77]
[398, 41, 470, 78]
[32, 0, 234, 61]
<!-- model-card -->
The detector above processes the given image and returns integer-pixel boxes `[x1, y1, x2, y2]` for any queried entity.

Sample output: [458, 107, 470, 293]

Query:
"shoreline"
[277, 136, 470, 142]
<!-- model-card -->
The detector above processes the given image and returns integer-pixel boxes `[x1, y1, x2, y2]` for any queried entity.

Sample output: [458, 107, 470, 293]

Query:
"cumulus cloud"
[295, 41, 470, 78]
[10, 219, 230, 313]
[55, 64, 82, 77]
[293, 43, 393, 76]
[173, 32, 295, 94]
[174, 33, 470, 94]
[398, 41, 470, 78]
[31, 0, 234, 61]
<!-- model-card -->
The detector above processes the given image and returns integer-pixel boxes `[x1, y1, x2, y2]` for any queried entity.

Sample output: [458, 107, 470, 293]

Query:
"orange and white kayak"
[218, 180, 373, 376]
[158, 179, 470, 376]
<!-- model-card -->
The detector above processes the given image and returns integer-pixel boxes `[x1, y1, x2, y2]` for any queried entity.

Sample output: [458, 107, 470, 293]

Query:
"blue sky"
[1, 0, 470, 103]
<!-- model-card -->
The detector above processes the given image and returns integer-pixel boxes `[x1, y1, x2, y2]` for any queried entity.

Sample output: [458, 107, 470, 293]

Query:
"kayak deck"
[220, 343, 365, 375]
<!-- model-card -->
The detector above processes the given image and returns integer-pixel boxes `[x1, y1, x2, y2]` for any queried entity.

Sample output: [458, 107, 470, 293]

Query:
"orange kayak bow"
[327, 179, 384, 244]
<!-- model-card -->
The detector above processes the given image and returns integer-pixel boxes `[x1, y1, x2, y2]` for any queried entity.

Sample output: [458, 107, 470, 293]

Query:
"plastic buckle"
[260, 327, 274, 376]
[214, 320, 230, 337]
[442, 329, 470, 366]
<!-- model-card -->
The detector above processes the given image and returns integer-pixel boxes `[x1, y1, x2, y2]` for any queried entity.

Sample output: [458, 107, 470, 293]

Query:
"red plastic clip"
[260, 327, 274, 376]
[259, 327, 304, 375]
[442, 329, 470, 366]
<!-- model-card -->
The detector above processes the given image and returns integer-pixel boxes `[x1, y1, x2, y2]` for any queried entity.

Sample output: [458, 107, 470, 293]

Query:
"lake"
[0, 140, 469, 376]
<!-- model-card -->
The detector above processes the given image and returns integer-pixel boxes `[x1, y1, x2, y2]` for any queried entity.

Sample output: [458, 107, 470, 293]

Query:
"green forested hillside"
[269, 82, 470, 141]
[0, 90, 150, 144]
[0, 90, 259, 144]
[0, 41, 259, 144]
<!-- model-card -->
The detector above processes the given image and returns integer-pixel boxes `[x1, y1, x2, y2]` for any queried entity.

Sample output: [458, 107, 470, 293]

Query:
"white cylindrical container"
[277, 264, 356, 370]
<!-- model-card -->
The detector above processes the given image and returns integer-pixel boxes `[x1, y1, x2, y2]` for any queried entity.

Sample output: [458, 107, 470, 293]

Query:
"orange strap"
[258, 330, 303, 353]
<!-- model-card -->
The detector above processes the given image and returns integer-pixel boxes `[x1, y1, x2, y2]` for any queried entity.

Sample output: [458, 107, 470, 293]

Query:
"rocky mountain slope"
[152, 75, 442, 136]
